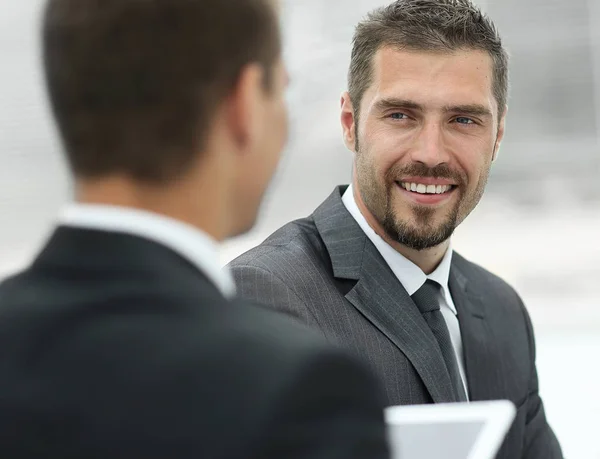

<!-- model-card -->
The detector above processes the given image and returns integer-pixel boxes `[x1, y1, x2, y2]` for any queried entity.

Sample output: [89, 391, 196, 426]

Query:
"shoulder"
[127, 297, 384, 444]
[228, 216, 328, 276]
[1, 275, 380, 451]
[102, 290, 368, 387]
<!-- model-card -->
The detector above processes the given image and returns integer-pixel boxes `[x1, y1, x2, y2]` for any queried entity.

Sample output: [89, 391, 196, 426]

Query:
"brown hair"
[43, 0, 281, 182]
[348, 0, 509, 121]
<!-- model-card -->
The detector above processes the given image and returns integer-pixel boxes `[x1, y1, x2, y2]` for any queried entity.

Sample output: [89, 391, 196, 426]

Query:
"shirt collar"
[58, 203, 236, 299]
[341, 184, 455, 313]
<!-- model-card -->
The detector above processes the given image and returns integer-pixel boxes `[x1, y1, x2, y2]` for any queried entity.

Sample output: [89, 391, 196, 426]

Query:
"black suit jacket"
[0, 226, 389, 459]
[229, 186, 563, 459]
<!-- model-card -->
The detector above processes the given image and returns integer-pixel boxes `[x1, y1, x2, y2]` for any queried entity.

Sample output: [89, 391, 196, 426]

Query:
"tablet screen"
[384, 400, 515, 459]
[386, 420, 485, 458]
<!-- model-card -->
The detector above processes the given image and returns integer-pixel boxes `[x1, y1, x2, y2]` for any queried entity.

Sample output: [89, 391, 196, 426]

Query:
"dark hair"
[43, 0, 281, 182]
[349, 0, 509, 121]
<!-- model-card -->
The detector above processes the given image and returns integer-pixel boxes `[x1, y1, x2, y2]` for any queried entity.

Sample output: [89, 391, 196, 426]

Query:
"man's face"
[342, 47, 505, 250]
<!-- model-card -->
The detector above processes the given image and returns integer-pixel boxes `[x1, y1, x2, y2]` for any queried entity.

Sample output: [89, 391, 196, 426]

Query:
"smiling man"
[229, 1, 562, 458]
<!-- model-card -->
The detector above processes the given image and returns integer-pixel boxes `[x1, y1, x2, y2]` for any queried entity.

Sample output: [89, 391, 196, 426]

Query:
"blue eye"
[455, 117, 474, 124]
[390, 113, 407, 120]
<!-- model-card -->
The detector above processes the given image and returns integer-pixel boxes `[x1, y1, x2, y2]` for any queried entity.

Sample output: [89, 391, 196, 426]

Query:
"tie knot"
[412, 280, 441, 314]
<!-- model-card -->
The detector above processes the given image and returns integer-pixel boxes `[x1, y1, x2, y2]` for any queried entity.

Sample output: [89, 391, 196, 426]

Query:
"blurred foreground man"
[0, 1, 390, 457]
[229, 0, 562, 457]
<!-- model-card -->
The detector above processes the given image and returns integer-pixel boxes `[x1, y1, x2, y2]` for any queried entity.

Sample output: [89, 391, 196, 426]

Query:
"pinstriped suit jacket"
[228, 185, 562, 459]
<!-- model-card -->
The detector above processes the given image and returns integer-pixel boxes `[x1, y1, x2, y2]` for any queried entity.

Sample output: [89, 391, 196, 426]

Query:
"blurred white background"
[1, 0, 599, 456]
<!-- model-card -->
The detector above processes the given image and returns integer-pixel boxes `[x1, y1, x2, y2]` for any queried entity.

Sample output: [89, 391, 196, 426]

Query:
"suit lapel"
[347, 243, 458, 403]
[449, 261, 504, 401]
[314, 187, 456, 403]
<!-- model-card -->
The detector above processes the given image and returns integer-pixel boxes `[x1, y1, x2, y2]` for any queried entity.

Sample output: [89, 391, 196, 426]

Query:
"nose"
[410, 120, 450, 167]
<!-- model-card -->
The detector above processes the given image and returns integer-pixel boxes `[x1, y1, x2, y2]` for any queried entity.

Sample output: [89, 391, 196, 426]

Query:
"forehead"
[367, 46, 497, 113]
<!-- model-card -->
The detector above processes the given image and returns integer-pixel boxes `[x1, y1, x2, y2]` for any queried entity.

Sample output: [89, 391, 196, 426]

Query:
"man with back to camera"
[0, 0, 391, 457]
[229, 1, 563, 458]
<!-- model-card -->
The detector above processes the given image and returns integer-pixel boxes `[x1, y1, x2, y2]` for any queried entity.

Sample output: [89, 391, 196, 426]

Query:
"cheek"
[361, 123, 407, 174]
[268, 100, 288, 154]
[469, 153, 492, 181]
[452, 139, 494, 183]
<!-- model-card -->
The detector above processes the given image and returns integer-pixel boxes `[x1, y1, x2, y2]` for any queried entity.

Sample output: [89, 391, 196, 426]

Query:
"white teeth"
[399, 182, 452, 194]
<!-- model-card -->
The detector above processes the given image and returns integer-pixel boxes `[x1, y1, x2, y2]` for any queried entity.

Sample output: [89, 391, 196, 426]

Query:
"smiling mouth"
[396, 181, 457, 195]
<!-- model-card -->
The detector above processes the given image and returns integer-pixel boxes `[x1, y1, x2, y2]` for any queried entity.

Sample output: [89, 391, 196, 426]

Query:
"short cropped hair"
[43, 0, 281, 182]
[349, 0, 509, 120]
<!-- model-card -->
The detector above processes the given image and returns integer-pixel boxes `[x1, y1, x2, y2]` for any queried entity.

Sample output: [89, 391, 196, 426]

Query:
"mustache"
[386, 163, 465, 185]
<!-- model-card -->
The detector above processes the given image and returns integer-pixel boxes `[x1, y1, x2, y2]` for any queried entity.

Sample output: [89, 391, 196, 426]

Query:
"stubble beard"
[356, 150, 478, 252]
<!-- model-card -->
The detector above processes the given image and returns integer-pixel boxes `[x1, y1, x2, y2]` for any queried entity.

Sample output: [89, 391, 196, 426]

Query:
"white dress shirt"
[342, 185, 469, 396]
[59, 203, 236, 299]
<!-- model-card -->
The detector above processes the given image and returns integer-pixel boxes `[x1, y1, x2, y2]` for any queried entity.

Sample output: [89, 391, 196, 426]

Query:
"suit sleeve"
[521, 301, 563, 458]
[229, 263, 323, 330]
[252, 347, 390, 459]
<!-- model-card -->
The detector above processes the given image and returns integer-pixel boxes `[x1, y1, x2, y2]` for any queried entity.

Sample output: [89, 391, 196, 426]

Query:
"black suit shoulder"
[0, 252, 388, 459]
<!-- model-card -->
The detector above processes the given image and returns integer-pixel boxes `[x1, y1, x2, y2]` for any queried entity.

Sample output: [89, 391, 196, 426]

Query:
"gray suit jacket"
[228, 185, 563, 459]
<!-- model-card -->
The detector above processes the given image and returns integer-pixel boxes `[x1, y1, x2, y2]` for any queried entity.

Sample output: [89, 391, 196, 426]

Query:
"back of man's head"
[43, 0, 281, 183]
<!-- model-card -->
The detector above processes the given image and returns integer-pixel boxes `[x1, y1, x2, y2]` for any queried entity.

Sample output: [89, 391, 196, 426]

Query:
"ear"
[225, 63, 267, 153]
[340, 91, 358, 153]
[492, 105, 507, 162]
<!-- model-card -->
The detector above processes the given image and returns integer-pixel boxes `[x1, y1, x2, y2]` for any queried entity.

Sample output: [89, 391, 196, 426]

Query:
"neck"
[352, 184, 450, 275]
[75, 172, 228, 241]
[388, 239, 449, 275]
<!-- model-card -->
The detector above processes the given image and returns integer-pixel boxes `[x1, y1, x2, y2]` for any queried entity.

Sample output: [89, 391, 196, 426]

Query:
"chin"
[383, 212, 457, 249]
[392, 226, 454, 251]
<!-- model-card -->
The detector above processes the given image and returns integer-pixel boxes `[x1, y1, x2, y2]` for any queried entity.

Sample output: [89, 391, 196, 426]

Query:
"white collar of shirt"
[341, 184, 456, 314]
[58, 203, 236, 299]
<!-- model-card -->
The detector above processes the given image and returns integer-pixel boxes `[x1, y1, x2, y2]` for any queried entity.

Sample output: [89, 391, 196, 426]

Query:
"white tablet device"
[384, 400, 516, 459]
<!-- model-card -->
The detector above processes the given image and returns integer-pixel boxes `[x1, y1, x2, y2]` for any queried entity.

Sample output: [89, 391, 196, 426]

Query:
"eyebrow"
[373, 98, 493, 118]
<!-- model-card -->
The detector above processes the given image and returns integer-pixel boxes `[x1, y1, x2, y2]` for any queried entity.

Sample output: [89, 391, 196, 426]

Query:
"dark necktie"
[412, 280, 468, 402]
